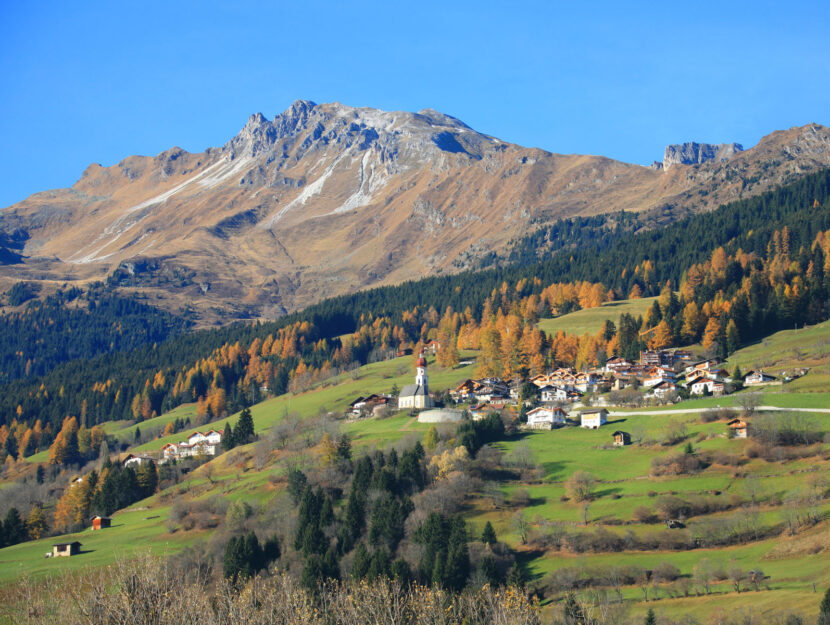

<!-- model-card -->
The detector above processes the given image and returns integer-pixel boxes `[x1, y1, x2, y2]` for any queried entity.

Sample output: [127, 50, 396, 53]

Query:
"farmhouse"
[526, 406, 567, 430]
[52, 542, 81, 557]
[123, 454, 154, 469]
[91, 515, 111, 530]
[728, 418, 749, 438]
[744, 370, 777, 386]
[398, 352, 434, 410]
[162, 429, 224, 460]
[580, 408, 608, 429]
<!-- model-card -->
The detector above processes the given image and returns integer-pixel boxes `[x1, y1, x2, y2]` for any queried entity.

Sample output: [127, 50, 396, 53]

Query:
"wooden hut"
[52, 541, 82, 557]
[91, 515, 112, 530]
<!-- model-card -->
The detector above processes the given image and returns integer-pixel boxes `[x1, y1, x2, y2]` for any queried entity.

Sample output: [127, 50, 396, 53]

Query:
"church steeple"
[415, 352, 428, 391]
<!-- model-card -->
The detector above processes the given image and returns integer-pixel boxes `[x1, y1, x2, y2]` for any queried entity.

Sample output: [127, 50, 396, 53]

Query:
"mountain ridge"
[1, 101, 829, 323]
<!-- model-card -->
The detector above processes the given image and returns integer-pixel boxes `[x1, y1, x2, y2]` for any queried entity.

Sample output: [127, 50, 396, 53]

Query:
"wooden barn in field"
[91, 515, 112, 530]
[52, 541, 81, 557]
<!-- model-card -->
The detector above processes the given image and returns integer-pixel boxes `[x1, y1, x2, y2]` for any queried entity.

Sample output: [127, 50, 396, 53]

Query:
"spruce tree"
[481, 521, 497, 546]
[3, 508, 26, 545]
[351, 543, 370, 580]
[221, 421, 235, 451]
[234, 408, 255, 445]
[645, 608, 656, 625]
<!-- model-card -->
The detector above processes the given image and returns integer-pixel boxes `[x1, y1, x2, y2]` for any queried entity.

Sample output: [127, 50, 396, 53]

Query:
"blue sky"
[1, 0, 828, 207]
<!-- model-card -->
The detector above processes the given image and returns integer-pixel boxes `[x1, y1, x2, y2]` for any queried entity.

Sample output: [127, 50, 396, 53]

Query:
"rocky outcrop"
[661, 142, 743, 170]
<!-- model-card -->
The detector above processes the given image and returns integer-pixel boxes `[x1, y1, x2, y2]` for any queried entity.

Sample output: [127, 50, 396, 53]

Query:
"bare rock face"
[1, 102, 829, 324]
[662, 142, 743, 170]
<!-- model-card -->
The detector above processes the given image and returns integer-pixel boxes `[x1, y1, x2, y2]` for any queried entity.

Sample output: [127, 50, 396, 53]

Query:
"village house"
[450, 379, 477, 403]
[605, 357, 633, 374]
[51, 542, 82, 557]
[744, 370, 777, 386]
[612, 431, 631, 446]
[526, 406, 567, 430]
[651, 380, 678, 399]
[349, 394, 390, 416]
[580, 408, 608, 429]
[728, 418, 749, 438]
[162, 429, 224, 460]
[123, 454, 154, 469]
[684, 358, 724, 376]
[91, 515, 111, 530]
[640, 350, 674, 367]
[689, 376, 730, 396]
[539, 385, 581, 403]
[423, 339, 441, 355]
[398, 353, 434, 410]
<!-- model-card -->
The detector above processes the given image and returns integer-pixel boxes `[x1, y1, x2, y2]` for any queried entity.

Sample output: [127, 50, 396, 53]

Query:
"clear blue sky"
[1, 0, 828, 208]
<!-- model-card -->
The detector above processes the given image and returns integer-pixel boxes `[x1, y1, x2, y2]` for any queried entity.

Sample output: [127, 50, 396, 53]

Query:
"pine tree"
[233, 408, 255, 445]
[3, 508, 27, 545]
[506, 561, 525, 588]
[221, 421, 235, 451]
[481, 521, 497, 546]
[645, 608, 656, 625]
[351, 542, 370, 580]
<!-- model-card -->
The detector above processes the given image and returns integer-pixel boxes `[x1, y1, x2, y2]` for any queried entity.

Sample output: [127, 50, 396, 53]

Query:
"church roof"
[400, 384, 428, 397]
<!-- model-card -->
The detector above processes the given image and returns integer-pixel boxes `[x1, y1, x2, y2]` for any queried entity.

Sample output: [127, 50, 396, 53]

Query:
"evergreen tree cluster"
[223, 531, 280, 581]
[221, 407, 256, 451]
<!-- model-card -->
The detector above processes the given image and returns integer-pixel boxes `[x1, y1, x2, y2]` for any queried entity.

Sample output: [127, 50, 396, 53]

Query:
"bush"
[633, 505, 657, 524]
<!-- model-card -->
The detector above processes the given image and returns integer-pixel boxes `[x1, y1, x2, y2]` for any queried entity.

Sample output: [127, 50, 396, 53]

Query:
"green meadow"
[538, 297, 657, 336]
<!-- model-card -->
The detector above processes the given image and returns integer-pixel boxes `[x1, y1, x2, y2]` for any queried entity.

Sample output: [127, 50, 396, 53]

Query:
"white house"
[580, 408, 608, 429]
[744, 370, 777, 386]
[162, 429, 224, 460]
[123, 454, 154, 469]
[651, 380, 677, 399]
[526, 406, 567, 430]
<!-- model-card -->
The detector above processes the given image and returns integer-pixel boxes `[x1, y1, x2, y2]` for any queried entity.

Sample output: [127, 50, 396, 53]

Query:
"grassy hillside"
[538, 297, 657, 336]
[726, 319, 830, 393]
[5, 344, 830, 620]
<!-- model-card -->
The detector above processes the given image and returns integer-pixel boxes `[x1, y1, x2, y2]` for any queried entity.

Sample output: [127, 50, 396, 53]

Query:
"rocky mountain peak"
[659, 141, 743, 170]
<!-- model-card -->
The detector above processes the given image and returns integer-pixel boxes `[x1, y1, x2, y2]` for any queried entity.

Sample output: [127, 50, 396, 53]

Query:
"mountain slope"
[1, 101, 829, 321]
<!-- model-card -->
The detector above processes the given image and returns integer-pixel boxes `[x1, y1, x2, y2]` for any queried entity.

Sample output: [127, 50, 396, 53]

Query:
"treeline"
[1, 168, 829, 437]
[0, 282, 191, 382]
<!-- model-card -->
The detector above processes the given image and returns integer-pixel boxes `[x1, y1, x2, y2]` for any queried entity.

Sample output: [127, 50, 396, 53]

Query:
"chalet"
[349, 394, 390, 416]
[640, 350, 666, 367]
[728, 418, 749, 438]
[123, 454, 154, 469]
[52, 542, 81, 557]
[539, 385, 581, 403]
[580, 408, 608, 429]
[689, 377, 730, 396]
[605, 357, 633, 374]
[423, 339, 441, 355]
[526, 406, 567, 430]
[91, 515, 111, 530]
[651, 380, 678, 399]
[684, 358, 724, 376]
[744, 370, 777, 386]
[161, 429, 224, 460]
[450, 379, 477, 403]
[612, 431, 631, 446]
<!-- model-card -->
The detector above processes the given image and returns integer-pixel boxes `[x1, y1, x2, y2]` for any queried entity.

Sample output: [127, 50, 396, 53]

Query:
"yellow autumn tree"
[702, 317, 723, 351]
[648, 320, 673, 350]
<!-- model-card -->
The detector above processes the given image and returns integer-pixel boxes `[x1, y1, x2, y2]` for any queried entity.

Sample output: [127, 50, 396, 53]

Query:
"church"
[397, 352, 434, 410]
